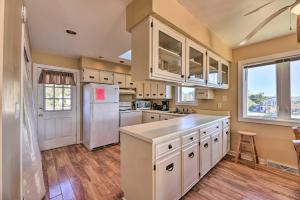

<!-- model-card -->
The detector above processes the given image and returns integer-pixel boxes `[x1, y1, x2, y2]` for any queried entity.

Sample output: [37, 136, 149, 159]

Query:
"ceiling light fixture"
[66, 29, 77, 35]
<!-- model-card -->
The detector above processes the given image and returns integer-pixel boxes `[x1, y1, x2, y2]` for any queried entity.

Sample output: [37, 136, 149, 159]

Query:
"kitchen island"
[120, 114, 230, 200]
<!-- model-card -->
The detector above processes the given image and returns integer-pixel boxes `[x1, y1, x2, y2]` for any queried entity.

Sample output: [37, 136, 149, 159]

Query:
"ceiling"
[178, 0, 297, 48]
[25, 0, 132, 64]
[25, 0, 298, 64]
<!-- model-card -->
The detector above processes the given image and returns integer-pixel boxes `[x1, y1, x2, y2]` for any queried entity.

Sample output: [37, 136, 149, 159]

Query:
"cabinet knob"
[181, 75, 184, 78]
[216, 126, 219, 129]
[214, 138, 218, 142]
[188, 152, 194, 158]
[104, 77, 108, 80]
[203, 131, 207, 134]
[147, 94, 150, 96]
[168, 144, 173, 149]
[204, 143, 209, 148]
[130, 83, 133, 85]
[164, 118, 168, 120]
[188, 75, 191, 79]
[153, 94, 156, 96]
[118, 82, 122, 84]
[160, 93, 163, 96]
[139, 94, 142, 96]
[190, 137, 194, 141]
[151, 116, 154, 119]
[226, 131, 229, 135]
[166, 163, 174, 171]
[89, 76, 95, 79]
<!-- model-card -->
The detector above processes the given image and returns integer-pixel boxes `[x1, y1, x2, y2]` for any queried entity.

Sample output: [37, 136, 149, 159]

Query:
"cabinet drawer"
[99, 71, 113, 84]
[222, 127, 230, 157]
[200, 122, 222, 137]
[211, 130, 222, 166]
[155, 151, 181, 200]
[82, 69, 100, 82]
[147, 113, 160, 122]
[156, 138, 180, 158]
[182, 143, 199, 195]
[200, 136, 211, 178]
[182, 131, 199, 146]
[159, 114, 176, 121]
[223, 119, 230, 128]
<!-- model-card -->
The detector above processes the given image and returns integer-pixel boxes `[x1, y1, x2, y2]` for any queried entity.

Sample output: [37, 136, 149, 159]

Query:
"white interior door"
[36, 68, 77, 151]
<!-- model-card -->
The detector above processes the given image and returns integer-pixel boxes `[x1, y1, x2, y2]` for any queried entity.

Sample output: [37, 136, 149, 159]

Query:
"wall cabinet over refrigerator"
[131, 16, 230, 89]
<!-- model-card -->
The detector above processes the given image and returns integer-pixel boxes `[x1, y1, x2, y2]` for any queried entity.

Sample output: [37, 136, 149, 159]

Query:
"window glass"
[44, 84, 72, 111]
[290, 61, 300, 119]
[246, 64, 277, 118]
[176, 87, 196, 105]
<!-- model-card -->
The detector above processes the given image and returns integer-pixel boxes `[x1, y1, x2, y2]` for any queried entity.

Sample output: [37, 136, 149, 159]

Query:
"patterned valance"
[38, 70, 76, 85]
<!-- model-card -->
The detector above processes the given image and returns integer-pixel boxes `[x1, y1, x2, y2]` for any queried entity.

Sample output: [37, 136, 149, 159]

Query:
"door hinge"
[151, 21, 153, 28]
[150, 68, 153, 73]
[153, 164, 156, 171]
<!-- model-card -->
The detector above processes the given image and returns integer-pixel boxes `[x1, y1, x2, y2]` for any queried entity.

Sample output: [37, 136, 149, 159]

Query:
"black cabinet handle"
[226, 131, 229, 135]
[203, 131, 207, 134]
[188, 152, 194, 158]
[153, 94, 156, 96]
[188, 75, 191, 79]
[216, 126, 219, 129]
[160, 93, 164, 96]
[214, 138, 218, 142]
[226, 121, 229, 124]
[147, 94, 150, 96]
[130, 83, 133, 85]
[164, 118, 168, 120]
[204, 143, 209, 148]
[139, 94, 142, 96]
[151, 116, 154, 119]
[118, 82, 122, 84]
[190, 137, 194, 141]
[166, 163, 174, 171]
[89, 76, 95, 79]
[168, 144, 172, 149]
[181, 75, 184, 78]
[104, 77, 108, 80]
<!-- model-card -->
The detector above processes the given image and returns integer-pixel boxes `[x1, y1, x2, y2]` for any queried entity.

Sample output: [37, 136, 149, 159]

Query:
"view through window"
[44, 84, 72, 111]
[177, 87, 196, 105]
[243, 57, 300, 122]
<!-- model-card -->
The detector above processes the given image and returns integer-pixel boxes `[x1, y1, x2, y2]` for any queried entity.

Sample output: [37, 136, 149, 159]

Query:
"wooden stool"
[235, 131, 259, 168]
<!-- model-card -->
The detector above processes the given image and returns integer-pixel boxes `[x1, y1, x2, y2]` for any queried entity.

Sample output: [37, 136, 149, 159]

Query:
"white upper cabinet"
[114, 73, 126, 88]
[152, 18, 186, 82]
[185, 39, 206, 85]
[207, 51, 221, 88]
[220, 59, 229, 89]
[82, 69, 100, 83]
[125, 75, 136, 88]
[99, 71, 114, 84]
[136, 82, 144, 99]
[131, 17, 230, 89]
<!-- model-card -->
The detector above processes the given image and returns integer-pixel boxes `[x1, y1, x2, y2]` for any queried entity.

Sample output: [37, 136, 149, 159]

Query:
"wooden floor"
[42, 144, 300, 200]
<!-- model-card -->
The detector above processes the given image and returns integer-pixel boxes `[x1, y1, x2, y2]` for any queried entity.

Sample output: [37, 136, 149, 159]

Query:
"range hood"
[119, 89, 136, 95]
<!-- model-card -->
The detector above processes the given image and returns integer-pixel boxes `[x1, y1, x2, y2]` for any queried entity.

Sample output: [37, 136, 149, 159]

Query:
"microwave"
[135, 100, 151, 110]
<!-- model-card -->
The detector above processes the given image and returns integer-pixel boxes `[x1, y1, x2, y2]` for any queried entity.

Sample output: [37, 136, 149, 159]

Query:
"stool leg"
[252, 136, 259, 163]
[235, 135, 242, 163]
[250, 136, 257, 169]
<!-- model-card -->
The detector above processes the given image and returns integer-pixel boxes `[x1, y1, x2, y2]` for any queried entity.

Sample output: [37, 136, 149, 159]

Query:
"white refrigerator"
[83, 83, 119, 150]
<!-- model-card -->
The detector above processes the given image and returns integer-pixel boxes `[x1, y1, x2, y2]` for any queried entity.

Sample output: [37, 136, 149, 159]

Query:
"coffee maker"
[161, 100, 169, 111]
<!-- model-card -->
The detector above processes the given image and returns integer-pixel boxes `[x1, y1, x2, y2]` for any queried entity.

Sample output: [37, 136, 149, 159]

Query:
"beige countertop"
[120, 114, 230, 144]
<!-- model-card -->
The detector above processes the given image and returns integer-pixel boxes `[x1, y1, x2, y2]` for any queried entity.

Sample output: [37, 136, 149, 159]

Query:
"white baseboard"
[227, 150, 299, 176]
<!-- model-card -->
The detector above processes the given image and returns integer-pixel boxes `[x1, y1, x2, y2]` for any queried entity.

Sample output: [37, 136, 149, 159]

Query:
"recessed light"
[66, 29, 77, 35]
[120, 60, 125, 64]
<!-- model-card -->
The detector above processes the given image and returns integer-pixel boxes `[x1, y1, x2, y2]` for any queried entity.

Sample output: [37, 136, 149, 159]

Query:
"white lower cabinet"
[211, 130, 222, 166]
[182, 142, 199, 195]
[222, 127, 230, 157]
[155, 151, 182, 200]
[200, 136, 211, 177]
[143, 112, 160, 123]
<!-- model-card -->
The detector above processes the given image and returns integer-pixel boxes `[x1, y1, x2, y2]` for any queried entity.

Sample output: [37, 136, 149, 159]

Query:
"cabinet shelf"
[159, 46, 181, 58]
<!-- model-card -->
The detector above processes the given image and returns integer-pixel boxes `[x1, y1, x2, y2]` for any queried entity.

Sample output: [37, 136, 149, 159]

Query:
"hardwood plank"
[42, 144, 300, 200]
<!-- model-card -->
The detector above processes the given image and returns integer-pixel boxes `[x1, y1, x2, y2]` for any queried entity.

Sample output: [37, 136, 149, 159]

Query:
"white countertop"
[119, 109, 187, 116]
[120, 114, 230, 144]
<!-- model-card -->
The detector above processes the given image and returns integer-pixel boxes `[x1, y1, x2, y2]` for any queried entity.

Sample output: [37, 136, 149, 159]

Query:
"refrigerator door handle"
[91, 104, 94, 120]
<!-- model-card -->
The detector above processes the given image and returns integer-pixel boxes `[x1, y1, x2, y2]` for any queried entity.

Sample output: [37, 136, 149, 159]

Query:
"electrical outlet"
[222, 95, 228, 102]
[217, 103, 222, 109]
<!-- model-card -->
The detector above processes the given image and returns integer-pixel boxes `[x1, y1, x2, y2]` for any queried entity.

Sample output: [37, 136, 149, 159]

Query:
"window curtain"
[38, 69, 76, 85]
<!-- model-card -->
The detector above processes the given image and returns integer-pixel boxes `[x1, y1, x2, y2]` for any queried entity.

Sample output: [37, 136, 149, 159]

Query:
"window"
[44, 84, 72, 111]
[176, 87, 197, 105]
[239, 52, 300, 125]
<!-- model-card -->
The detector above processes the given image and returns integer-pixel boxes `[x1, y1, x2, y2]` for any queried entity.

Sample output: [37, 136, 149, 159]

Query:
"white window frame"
[175, 86, 198, 106]
[238, 50, 300, 127]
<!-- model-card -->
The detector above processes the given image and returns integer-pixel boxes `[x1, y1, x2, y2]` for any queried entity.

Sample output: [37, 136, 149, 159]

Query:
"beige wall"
[80, 56, 131, 74]
[2, 0, 23, 199]
[127, 0, 232, 61]
[31, 49, 80, 69]
[171, 34, 300, 167]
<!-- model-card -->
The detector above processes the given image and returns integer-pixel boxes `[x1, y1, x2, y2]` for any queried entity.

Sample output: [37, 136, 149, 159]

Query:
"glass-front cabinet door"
[207, 51, 221, 87]
[185, 39, 206, 85]
[152, 18, 185, 82]
[220, 59, 229, 89]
